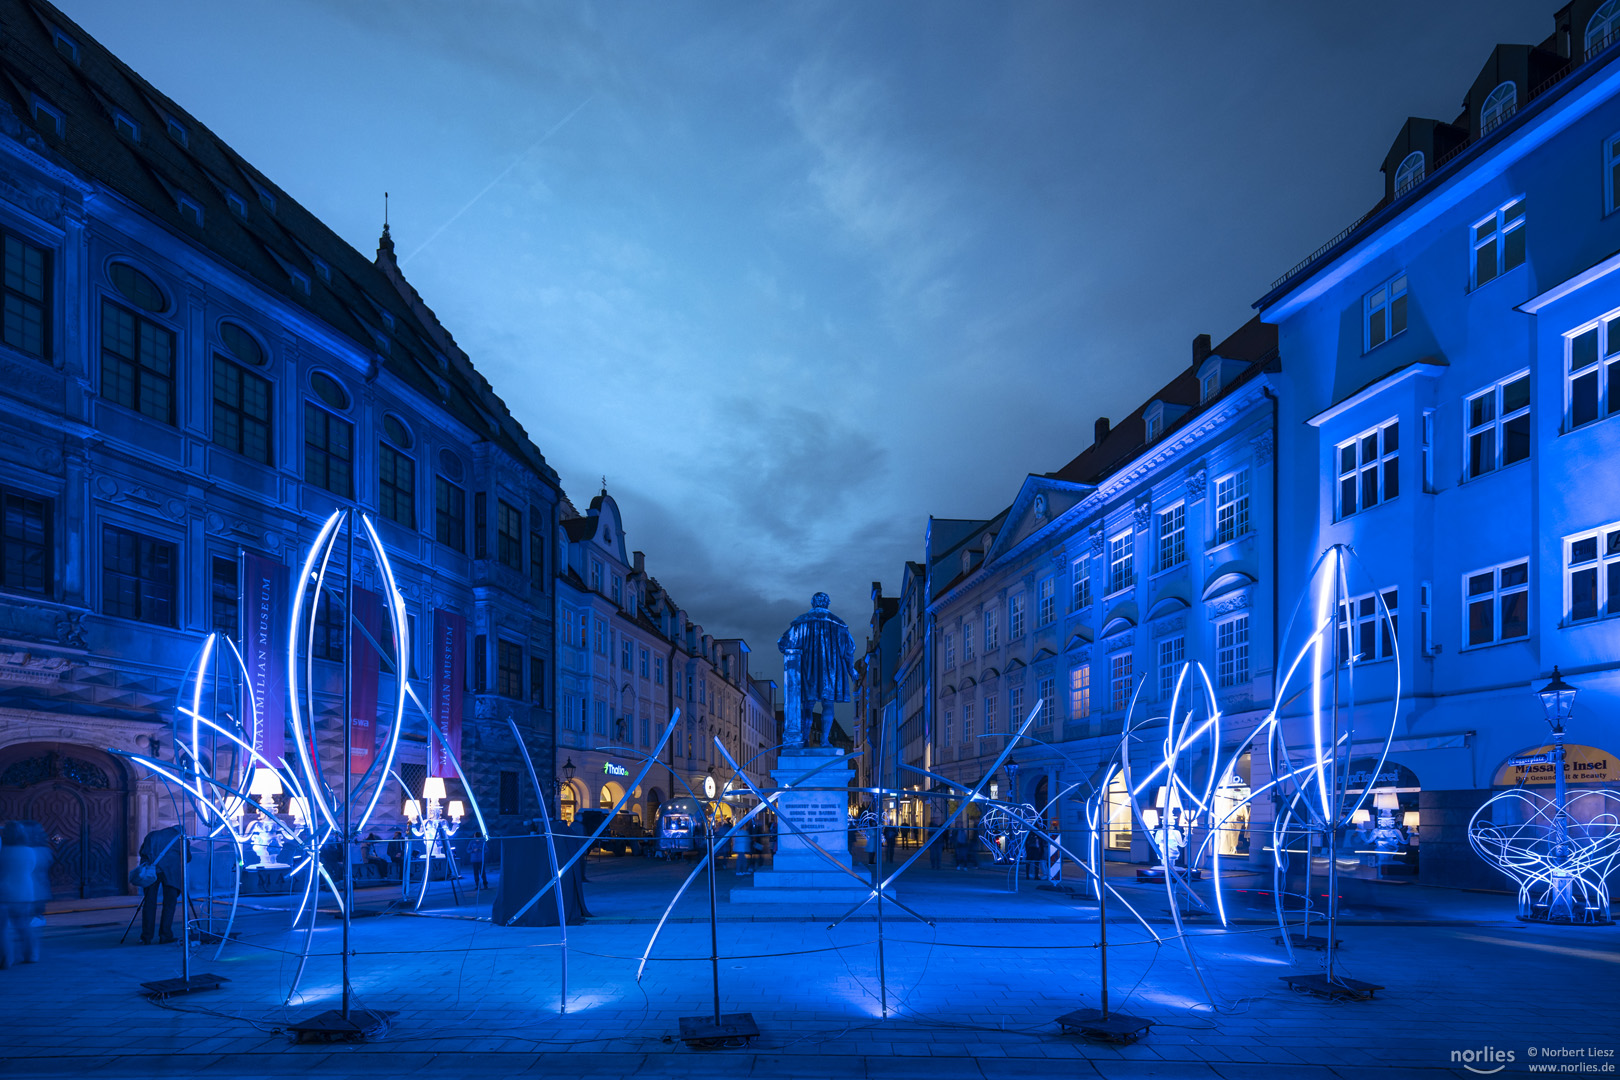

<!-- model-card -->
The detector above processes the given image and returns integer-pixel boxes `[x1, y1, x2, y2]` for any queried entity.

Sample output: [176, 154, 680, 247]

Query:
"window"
[1036, 677, 1055, 727]
[1146, 411, 1164, 443]
[226, 191, 248, 218]
[962, 622, 974, 661]
[165, 116, 188, 146]
[1393, 151, 1424, 198]
[309, 590, 344, 662]
[1365, 273, 1408, 350]
[1567, 524, 1620, 622]
[639, 648, 649, 678]
[1201, 369, 1219, 403]
[1157, 505, 1185, 571]
[1107, 530, 1134, 594]
[1071, 556, 1092, 611]
[641, 716, 651, 747]
[962, 701, 975, 744]
[561, 695, 579, 732]
[621, 638, 632, 671]
[30, 98, 62, 139]
[1421, 409, 1436, 492]
[530, 656, 546, 706]
[101, 300, 174, 423]
[655, 657, 665, 686]
[943, 709, 953, 749]
[1566, 316, 1620, 431]
[1, 488, 51, 596]
[1037, 576, 1055, 626]
[1069, 664, 1090, 719]
[984, 607, 998, 651]
[1589, 0, 1620, 59]
[497, 639, 523, 698]
[304, 403, 353, 497]
[530, 529, 546, 589]
[378, 443, 416, 527]
[254, 183, 277, 214]
[943, 632, 955, 670]
[1471, 198, 1526, 289]
[1480, 81, 1517, 135]
[984, 694, 997, 735]
[1420, 581, 1434, 658]
[1158, 636, 1185, 700]
[52, 30, 78, 62]
[1109, 652, 1133, 713]
[114, 111, 139, 141]
[1214, 470, 1251, 544]
[593, 700, 608, 735]
[102, 526, 177, 627]
[593, 618, 607, 655]
[1009, 594, 1026, 640]
[473, 635, 488, 692]
[497, 500, 521, 570]
[1216, 617, 1249, 687]
[1466, 561, 1529, 646]
[3, 230, 50, 358]
[590, 561, 602, 592]
[109, 263, 165, 312]
[435, 477, 466, 552]
[499, 771, 520, 815]
[1338, 590, 1399, 662]
[176, 194, 204, 228]
[1337, 420, 1399, 518]
[1009, 685, 1025, 727]
[474, 492, 488, 559]
[1465, 373, 1530, 478]
[211, 556, 237, 637]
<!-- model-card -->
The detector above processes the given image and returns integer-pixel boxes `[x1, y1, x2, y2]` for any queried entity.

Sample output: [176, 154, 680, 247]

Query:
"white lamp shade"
[447, 800, 465, 820]
[1142, 808, 1160, 831]
[423, 776, 447, 801]
[1373, 789, 1400, 812]
[287, 797, 310, 823]
[403, 799, 421, 821]
[247, 767, 283, 798]
[1351, 808, 1371, 825]
[1403, 811, 1421, 829]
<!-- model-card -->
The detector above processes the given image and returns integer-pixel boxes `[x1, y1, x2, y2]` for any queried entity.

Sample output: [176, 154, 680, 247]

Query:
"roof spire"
[377, 191, 396, 264]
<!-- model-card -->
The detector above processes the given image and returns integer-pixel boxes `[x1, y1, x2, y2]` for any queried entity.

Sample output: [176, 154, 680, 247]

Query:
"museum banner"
[239, 551, 287, 763]
[349, 586, 383, 773]
[429, 609, 466, 778]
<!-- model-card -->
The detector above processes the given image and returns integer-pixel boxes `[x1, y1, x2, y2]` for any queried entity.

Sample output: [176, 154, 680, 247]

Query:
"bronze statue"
[777, 592, 855, 750]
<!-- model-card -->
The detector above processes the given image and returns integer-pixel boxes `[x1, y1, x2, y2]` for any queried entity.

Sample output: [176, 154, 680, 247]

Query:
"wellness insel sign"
[1492, 744, 1617, 786]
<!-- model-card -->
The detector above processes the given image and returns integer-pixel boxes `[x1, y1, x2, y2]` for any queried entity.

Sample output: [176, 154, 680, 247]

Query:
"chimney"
[633, 550, 645, 574]
[1094, 416, 1110, 445]
[1193, 333, 1212, 366]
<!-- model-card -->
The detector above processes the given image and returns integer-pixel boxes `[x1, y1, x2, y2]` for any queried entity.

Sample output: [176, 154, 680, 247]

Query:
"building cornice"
[1305, 359, 1446, 428]
[1518, 246, 1620, 314]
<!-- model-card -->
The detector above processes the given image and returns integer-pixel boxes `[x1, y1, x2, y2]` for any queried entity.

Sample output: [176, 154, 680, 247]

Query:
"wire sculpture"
[1470, 787, 1620, 924]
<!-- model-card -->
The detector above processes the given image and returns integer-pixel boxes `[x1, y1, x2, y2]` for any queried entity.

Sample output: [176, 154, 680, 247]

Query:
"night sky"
[60, 0, 1550, 677]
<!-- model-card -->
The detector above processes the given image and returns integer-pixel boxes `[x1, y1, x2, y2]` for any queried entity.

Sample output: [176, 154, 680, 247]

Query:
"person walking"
[387, 827, 406, 881]
[1024, 828, 1043, 880]
[137, 824, 188, 945]
[883, 818, 899, 864]
[927, 804, 944, 870]
[0, 821, 44, 967]
[465, 835, 489, 890]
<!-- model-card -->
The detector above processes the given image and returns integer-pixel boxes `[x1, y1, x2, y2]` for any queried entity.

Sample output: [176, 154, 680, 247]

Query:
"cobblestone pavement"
[1, 853, 1615, 1079]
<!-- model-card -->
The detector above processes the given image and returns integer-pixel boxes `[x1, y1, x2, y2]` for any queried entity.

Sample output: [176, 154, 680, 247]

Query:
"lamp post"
[1536, 667, 1577, 920]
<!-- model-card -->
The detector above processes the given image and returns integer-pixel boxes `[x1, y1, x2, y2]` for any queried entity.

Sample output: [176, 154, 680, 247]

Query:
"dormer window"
[312, 257, 330, 282]
[177, 193, 204, 228]
[1143, 399, 1189, 442]
[253, 183, 276, 214]
[165, 116, 188, 146]
[113, 111, 140, 141]
[289, 269, 310, 295]
[962, 550, 972, 576]
[1393, 151, 1425, 198]
[30, 98, 63, 139]
[1480, 82, 1517, 136]
[1201, 371, 1218, 402]
[1587, 0, 1620, 61]
[1146, 411, 1163, 443]
[225, 190, 248, 218]
[52, 29, 79, 63]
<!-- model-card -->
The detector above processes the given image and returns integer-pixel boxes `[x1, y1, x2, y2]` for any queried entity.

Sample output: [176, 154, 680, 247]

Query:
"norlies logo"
[1453, 1047, 1516, 1074]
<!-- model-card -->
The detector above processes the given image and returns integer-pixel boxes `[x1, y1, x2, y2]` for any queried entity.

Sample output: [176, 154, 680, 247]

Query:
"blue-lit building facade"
[555, 490, 777, 827]
[1259, 0, 1620, 888]
[0, 1, 564, 897]
[923, 322, 1280, 865]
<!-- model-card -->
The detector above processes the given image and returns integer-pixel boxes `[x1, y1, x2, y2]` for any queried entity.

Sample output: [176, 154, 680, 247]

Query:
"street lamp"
[1535, 667, 1577, 915]
[1005, 754, 1020, 804]
[1536, 667, 1577, 732]
[561, 757, 576, 784]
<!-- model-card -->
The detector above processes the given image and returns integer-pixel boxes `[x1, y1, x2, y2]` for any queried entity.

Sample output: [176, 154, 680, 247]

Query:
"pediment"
[1005, 657, 1026, 672]
[985, 475, 1095, 564]
[1202, 571, 1257, 603]
[1100, 615, 1136, 637]
[960, 675, 977, 689]
[1065, 630, 1092, 653]
[981, 666, 1000, 681]
[1031, 646, 1056, 663]
[1146, 596, 1190, 621]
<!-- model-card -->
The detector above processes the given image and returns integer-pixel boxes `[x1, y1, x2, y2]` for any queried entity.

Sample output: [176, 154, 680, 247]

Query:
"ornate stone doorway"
[0, 742, 130, 899]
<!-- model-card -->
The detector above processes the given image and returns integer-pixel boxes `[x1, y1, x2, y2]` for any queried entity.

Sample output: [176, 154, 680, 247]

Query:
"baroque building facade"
[0, 0, 566, 897]
[1258, 0, 1620, 888]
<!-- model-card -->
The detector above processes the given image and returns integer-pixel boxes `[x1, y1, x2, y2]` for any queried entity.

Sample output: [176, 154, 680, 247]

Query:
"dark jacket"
[139, 826, 189, 886]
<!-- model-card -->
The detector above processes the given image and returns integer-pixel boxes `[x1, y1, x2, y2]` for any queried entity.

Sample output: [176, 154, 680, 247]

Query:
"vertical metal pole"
[875, 704, 889, 1019]
[341, 514, 354, 1019]
[1325, 564, 1341, 984]
[1097, 816, 1108, 1018]
[706, 807, 720, 1026]
[180, 794, 191, 983]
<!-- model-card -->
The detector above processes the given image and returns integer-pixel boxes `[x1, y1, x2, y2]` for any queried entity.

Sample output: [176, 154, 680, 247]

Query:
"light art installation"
[1470, 788, 1620, 924]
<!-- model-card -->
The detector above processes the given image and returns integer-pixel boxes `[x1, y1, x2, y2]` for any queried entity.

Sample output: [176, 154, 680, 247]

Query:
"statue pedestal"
[733, 749, 895, 905]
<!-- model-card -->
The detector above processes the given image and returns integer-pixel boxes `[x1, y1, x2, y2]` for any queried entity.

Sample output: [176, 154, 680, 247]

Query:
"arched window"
[1393, 151, 1425, 198]
[309, 371, 349, 411]
[1588, 0, 1620, 59]
[108, 261, 166, 312]
[1480, 81, 1517, 135]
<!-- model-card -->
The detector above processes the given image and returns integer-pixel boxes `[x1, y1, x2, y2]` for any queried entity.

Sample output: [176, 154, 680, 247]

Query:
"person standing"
[0, 821, 42, 967]
[927, 804, 944, 870]
[137, 824, 188, 945]
[465, 835, 489, 890]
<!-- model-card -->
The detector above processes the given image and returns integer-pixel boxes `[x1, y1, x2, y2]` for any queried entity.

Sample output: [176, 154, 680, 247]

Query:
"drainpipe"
[1263, 385, 1280, 686]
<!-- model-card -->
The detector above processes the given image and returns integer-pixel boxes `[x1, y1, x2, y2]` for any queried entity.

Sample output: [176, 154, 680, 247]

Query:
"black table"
[490, 834, 590, 926]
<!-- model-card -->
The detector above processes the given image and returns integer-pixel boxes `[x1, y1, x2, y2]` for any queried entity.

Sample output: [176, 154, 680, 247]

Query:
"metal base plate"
[1281, 974, 1382, 1000]
[1056, 1008, 1153, 1043]
[140, 973, 228, 997]
[677, 1012, 759, 1048]
[287, 1008, 395, 1044]
[1276, 933, 1341, 951]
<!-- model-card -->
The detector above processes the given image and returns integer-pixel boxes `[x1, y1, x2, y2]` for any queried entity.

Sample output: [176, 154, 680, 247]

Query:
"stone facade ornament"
[1253, 430, 1275, 465]
[1209, 593, 1251, 616]
[1186, 469, 1208, 500]
[1089, 530, 1106, 556]
[1133, 501, 1153, 529]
